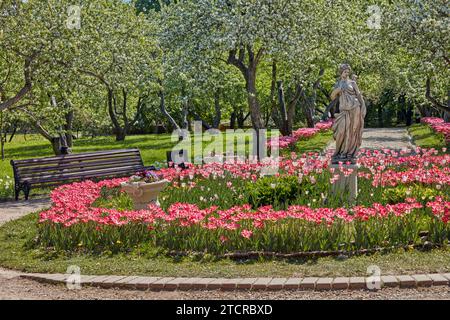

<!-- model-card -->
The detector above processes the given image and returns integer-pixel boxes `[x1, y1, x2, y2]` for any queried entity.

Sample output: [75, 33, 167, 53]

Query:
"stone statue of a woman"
[330, 64, 366, 164]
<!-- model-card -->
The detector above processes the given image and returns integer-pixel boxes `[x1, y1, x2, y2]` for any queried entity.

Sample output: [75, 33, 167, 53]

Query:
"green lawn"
[294, 130, 333, 154]
[278, 130, 332, 158]
[1, 213, 449, 277]
[408, 124, 449, 150]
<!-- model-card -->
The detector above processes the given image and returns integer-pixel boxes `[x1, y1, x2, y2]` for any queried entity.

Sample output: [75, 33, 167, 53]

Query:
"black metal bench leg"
[24, 183, 31, 201]
[14, 184, 21, 201]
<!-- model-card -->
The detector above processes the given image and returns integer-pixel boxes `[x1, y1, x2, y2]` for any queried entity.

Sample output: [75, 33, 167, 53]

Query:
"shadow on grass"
[413, 132, 436, 141]
[4, 145, 54, 160]
[74, 135, 173, 147]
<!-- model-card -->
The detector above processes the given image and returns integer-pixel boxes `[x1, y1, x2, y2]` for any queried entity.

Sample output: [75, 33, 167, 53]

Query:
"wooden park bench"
[11, 149, 155, 200]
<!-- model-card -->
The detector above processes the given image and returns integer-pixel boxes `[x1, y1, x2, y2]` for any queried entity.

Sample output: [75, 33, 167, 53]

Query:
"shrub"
[382, 185, 443, 205]
[246, 175, 302, 208]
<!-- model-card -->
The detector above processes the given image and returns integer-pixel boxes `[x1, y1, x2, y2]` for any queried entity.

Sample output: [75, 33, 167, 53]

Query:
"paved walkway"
[0, 198, 51, 225]
[0, 198, 52, 297]
[360, 128, 414, 150]
[326, 127, 414, 152]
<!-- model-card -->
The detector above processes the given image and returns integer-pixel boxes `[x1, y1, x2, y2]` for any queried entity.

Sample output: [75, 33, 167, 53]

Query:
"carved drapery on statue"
[330, 64, 366, 164]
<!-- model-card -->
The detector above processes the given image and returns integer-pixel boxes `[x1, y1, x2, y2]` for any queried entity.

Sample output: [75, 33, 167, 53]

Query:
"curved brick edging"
[20, 273, 450, 292]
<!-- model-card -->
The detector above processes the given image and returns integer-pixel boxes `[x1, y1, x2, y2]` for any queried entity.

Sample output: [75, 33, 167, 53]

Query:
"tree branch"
[444, 55, 450, 67]
[190, 109, 212, 130]
[19, 108, 53, 141]
[426, 78, 449, 113]
[132, 96, 144, 124]
[227, 49, 248, 76]
[289, 83, 304, 107]
[255, 47, 265, 66]
[313, 68, 325, 90]
[0, 56, 11, 89]
[78, 68, 111, 89]
[122, 88, 128, 130]
[0, 52, 37, 112]
[157, 79, 181, 130]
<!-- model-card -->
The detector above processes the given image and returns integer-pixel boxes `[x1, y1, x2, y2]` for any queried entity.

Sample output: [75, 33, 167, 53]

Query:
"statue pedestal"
[330, 164, 358, 201]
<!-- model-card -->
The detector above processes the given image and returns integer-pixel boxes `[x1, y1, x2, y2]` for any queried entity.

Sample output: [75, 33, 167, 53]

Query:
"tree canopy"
[0, 0, 448, 154]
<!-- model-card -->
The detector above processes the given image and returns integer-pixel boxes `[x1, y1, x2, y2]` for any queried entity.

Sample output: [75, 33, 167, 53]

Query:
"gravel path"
[326, 127, 414, 152]
[0, 274, 449, 300]
[360, 128, 414, 150]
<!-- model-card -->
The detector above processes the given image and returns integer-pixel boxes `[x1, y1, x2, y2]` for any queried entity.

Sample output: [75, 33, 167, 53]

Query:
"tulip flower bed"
[37, 148, 450, 256]
[268, 120, 333, 150]
[421, 117, 450, 144]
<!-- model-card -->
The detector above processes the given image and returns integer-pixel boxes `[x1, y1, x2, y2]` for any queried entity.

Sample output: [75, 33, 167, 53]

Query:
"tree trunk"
[406, 99, 413, 126]
[8, 122, 18, 143]
[0, 97, 5, 160]
[107, 89, 126, 141]
[180, 86, 189, 130]
[227, 47, 265, 130]
[64, 108, 74, 148]
[237, 112, 244, 129]
[28, 115, 64, 156]
[132, 96, 143, 126]
[417, 104, 432, 118]
[301, 89, 314, 128]
[0, 112, 5, 161]
[190, 109, 212, 130]
[426, 78, 450, 114]
[397, 94, 406, 125]
[181, 104, 189, 130]
[246, 66, 264, 130]
[378, 103, 384, 127]
[50, 138, 64, 156]
[237, 112, 250, 129]
[286, 84, 303, 134]
[1, 137, 4, 161]
[49, 96, 72, 154]
[122, 89, 129, 139]
[445, 89, 450, 123]
[303, 69, 324, 128]
[213, 88, 221, 129]
[269, 60, 281, 128]
[277, 81, 289, 136]
[158, 88, 180, 131]
[111, 127, 125, 141]
[303, 104, 315, 128]
[230, 111, 236, 129]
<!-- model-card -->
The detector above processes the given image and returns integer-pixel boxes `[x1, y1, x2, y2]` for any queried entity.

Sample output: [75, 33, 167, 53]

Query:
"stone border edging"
[20, 273, 450, 292]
